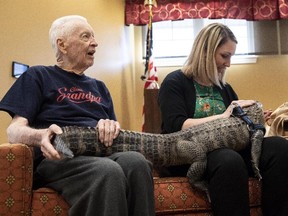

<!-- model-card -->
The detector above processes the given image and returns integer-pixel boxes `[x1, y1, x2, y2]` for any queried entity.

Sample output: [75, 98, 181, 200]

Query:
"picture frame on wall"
[12, 61, 29, 78]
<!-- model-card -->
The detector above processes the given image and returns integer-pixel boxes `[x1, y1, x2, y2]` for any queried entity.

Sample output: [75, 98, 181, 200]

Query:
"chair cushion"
[154, 177, 262, 215]
[32, 187, 69, 216]
[31, 176, 262, 216]
[0, 143, 33, 215]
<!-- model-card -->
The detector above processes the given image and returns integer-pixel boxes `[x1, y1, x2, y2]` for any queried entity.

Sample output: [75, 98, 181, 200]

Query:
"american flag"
[142, 22, 158, 89]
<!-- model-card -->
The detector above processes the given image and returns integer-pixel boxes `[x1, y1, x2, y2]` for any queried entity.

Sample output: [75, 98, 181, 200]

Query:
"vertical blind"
[125, 0, 288, 25]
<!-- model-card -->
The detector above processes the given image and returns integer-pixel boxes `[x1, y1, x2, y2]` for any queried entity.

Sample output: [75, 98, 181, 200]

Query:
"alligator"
[53, 102, 265, 191]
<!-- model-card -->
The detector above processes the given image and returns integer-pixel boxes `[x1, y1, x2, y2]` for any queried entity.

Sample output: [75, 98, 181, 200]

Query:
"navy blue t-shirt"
[0, 65, 117, 128]
[0, 65, 117, 168]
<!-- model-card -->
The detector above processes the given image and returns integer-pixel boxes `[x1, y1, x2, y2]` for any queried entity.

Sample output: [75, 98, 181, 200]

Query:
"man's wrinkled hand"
[97, 119, 121, 147]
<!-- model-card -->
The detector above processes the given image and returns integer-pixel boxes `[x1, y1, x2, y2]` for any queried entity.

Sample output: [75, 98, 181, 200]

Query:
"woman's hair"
[182, 23, 237, 87]
[49, 15, 88, 59]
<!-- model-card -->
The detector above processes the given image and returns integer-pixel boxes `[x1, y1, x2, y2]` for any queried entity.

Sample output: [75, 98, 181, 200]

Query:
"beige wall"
[0, 0, 144, 143]
[0, 1, 288, 143]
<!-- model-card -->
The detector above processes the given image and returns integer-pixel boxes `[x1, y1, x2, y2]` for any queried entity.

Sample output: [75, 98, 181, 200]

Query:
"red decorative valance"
[125, 0, 288, 25]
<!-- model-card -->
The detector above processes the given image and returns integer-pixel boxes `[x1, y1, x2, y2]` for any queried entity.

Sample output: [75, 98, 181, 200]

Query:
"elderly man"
[0, 15, 155, 216]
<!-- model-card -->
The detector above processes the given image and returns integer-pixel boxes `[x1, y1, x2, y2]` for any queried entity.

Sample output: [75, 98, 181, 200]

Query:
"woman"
[158, 23, 288, 216]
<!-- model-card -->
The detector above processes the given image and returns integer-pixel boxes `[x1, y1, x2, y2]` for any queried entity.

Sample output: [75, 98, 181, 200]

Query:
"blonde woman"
[158, 23, 288, 216]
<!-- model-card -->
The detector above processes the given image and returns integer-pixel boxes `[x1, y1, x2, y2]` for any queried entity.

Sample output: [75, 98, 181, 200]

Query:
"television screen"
[12, 61, 29, 78]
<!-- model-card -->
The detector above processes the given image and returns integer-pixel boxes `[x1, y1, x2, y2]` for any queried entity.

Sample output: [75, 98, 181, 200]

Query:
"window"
[143, 19, 257, 66]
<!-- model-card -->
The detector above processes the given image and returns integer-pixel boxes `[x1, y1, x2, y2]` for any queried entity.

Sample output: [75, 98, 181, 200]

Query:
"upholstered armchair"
[0, 89, 262, 216]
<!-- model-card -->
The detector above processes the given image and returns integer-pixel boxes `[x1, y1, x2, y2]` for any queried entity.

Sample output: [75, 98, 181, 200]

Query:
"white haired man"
[0, 15, 155, 216]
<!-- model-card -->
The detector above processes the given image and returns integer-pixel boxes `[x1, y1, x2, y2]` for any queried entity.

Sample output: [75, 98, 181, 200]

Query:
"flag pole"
[141, 0, 157, 80]
[142, 0, 158, 132]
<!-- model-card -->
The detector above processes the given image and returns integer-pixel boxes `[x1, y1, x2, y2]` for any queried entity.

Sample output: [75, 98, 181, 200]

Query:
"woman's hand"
[97, 119, 121, 147]
[221, 100, 256, 119]
[231, 100, 256, 108]
[221, 103, 235, 118]
[263, 109, 273, 122]
[182, 100, 256, 130]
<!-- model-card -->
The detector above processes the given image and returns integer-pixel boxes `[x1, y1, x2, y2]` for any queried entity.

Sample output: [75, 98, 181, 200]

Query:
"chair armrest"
[0, 143, 33, 215]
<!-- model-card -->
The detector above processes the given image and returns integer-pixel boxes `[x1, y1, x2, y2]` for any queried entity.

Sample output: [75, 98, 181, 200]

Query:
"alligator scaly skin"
[53, 103, 265, 191]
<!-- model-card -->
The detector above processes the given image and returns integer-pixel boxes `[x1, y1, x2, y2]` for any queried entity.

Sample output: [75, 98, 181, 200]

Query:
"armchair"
[0, 89, 262, 215]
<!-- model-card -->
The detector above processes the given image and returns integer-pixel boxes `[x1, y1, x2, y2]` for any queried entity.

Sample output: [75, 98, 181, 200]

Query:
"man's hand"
[96, 119, 121, 147]
[40, 124, 63, 160]
[7, 116, 63, 160]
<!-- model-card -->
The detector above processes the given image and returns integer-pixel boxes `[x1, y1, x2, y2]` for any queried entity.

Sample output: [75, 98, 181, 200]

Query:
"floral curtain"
[125, 0, 288, 25]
